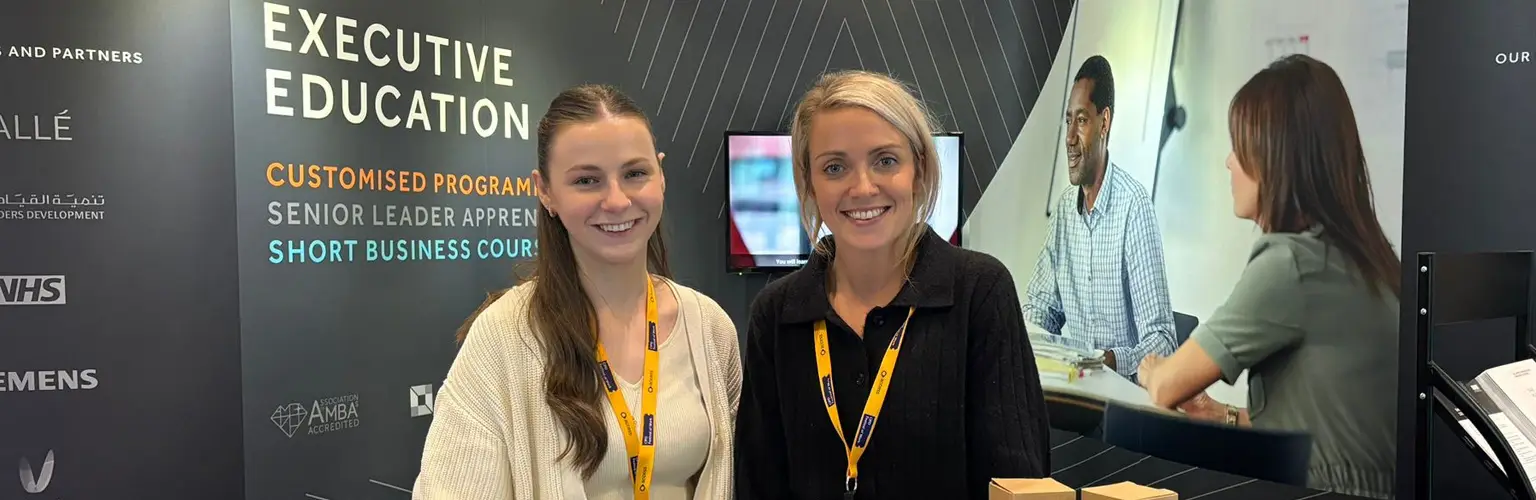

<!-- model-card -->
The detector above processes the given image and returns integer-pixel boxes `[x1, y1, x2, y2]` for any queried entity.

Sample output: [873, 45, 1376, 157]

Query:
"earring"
[546, 207, 558, 218]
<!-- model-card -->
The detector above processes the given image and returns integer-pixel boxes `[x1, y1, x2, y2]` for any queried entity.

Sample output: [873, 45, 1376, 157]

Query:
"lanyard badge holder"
[813, 307, 916, 500]
[594, 277, 661, 500]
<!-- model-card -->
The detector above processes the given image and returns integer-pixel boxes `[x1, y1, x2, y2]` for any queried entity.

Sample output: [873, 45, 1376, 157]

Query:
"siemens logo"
[0, 370, 99, 392]
[18, 450, 55, 494]
[0, 275, 66, 305]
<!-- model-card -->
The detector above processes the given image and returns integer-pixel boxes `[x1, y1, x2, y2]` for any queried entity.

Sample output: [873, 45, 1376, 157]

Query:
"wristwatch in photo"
[1224, 405, 1240, 425]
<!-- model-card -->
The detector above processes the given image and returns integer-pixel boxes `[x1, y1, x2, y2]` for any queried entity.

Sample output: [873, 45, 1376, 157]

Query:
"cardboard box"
[988, 478, 1076, 500]
[1081, 481, 1178, 500]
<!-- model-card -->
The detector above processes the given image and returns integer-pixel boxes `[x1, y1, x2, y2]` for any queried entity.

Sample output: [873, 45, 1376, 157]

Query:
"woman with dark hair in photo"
[413, 84, 741, 500]
[735, 69, 1051, 499]
[1136, 54, 1400, 499]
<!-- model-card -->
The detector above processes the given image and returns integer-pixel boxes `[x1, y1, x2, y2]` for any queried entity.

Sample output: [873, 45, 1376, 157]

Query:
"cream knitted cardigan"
[413, 279, 741, 500]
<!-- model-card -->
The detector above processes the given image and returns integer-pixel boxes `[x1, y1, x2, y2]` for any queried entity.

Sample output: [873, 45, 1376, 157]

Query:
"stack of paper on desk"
[1031, 333, 1105, 382]
[1454, 359, 1536, 489]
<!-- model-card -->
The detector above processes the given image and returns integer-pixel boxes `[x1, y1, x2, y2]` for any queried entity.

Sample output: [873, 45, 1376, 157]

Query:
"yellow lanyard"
[813, 306, 916, 498]
[594, 277, 660, 500]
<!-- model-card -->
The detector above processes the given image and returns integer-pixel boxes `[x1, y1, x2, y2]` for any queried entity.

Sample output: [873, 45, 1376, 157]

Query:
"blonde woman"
[735, 70, 1051, 499]
[413, 84, 741, 499]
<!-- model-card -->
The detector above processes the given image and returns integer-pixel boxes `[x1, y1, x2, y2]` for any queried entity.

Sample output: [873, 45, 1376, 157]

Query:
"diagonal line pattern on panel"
[602, 0, 824, 199]
[1045, 0, 1064, 43]
[702, 0, 782, 196]
[614, 0, 630, 32]
[898, 0, 986, 190]
[369, 479, 412, 493]
[599, 0, 1072, 209]
[679, 0, 756, 182]
[1029, 0, 1055, 73]
[729, 0, 840, 194]
[775, 0, 832, 127]
[1005, 0, 1042, 90]
[955, 0, 1011, 170]
[655, 0, 705, 98]
[640, 1, 679, 85]
[902, 0, 962, 153]
[819, 20, 847, 77]
[880, 0, 924, 104]
[1032, 0, 1058, 54]
[844, 19, 866, 70]
[627, 0, 654, 60]
[723, 0, 782, 131]
[931, 3, 994, 187]
[750, 0, 806, 129]
[605, 0, 837, 196]
[669, 0, 733, 137]
[981, 0, 1029, 112]
[858, 0, 891, 73]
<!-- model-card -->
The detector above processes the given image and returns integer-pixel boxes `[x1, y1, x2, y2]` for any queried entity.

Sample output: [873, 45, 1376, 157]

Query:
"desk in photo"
[1042, 369, 1152, 406]
[1041, 369, 1151, 434]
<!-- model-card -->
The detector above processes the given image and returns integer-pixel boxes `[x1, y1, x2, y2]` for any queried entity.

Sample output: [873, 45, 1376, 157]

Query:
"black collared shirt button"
[855, 373, 867, 386]
[872, 316, 885, 327]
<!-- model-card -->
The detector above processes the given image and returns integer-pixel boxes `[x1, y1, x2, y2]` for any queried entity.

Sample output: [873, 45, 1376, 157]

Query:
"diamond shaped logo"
[270, 403, 308, 438]
[410, 384, 435, 418]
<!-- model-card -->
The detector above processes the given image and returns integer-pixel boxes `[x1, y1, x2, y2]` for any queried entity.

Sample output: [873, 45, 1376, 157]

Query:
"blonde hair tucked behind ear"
[789, 69, 943, 274]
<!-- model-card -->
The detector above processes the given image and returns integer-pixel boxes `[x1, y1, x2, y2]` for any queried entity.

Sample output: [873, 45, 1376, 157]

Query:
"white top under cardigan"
[585, 313, 710, 500]
[412, 279, 742, 500]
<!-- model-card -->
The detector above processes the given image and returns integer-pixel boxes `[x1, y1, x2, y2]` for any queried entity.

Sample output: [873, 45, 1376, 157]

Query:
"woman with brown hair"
[735, 70, 1051, 499]
[1136, 54, 1399, 499]
[413, 84, 741, 499]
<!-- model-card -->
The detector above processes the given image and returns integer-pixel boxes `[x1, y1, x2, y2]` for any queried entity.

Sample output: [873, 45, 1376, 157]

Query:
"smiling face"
[532, 115, 665, 269]
[805, 106, 918, 253]
[1065, 77, 1111, 186]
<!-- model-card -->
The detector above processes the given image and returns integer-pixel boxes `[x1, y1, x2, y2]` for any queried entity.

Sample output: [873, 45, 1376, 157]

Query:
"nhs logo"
[0, 275, 66, 305]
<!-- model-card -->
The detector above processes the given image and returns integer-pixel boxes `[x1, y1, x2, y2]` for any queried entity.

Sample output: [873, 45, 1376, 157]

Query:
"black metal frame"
[1414, 251, 1536, 500]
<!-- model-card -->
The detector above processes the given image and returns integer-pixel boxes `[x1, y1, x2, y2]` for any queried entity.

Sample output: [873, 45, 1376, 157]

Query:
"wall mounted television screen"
[725, 131, 963, 273]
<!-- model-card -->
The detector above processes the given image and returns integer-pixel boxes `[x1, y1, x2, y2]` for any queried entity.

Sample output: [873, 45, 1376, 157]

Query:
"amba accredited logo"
[270, 393, 361, 438]
[0, 275, 66, 305]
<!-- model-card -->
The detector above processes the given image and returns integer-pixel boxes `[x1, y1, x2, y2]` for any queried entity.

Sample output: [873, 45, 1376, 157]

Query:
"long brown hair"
[1228, 54, 1400, 297]
[453, 84, 672, 478]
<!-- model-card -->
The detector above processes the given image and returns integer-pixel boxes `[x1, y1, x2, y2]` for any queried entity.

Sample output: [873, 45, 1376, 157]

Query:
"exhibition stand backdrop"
[1400, 1, 1536, 499]
[0, 0, 1066, 497]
